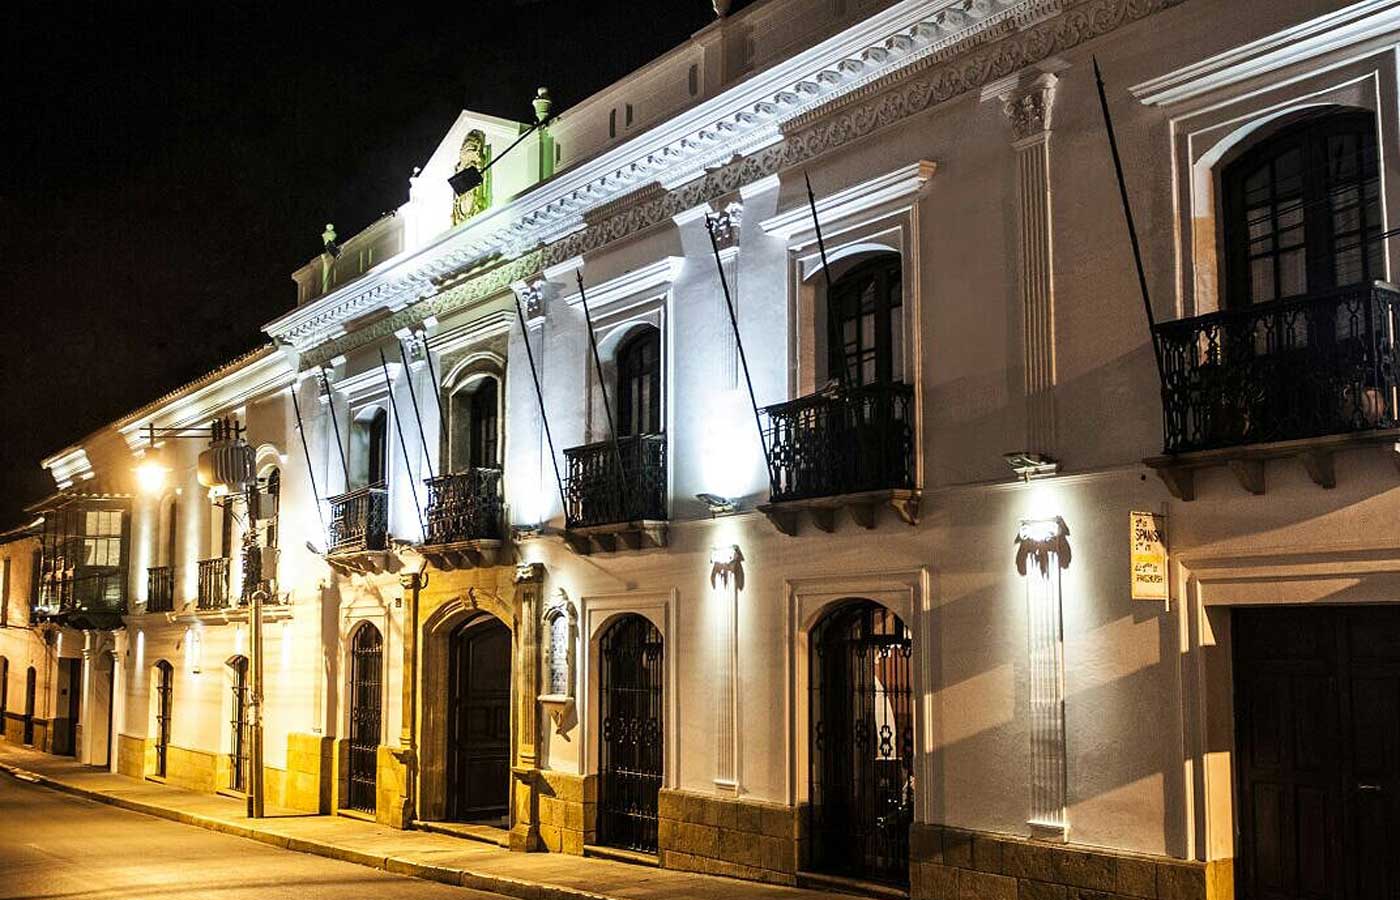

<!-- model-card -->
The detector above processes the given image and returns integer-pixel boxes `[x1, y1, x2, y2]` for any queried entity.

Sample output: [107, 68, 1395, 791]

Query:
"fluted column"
[711, 546, 743, 792]
[1015, 517, 1071, 838]
[993, 71, 1060, 455]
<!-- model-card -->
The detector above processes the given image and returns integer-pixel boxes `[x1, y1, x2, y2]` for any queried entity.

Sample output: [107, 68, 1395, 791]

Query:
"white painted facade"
[14, 2, 1400, 895]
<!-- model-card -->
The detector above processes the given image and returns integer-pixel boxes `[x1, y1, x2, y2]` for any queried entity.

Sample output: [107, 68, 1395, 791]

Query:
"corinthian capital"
[1000, 73, 1058, 143]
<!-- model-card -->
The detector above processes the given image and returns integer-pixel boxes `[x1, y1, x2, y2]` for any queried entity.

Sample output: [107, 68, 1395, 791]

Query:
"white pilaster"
[988, 68, 1061, 455]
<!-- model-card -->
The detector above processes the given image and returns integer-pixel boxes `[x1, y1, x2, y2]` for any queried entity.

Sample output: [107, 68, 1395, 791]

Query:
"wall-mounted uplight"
[697, 493, 737, 516]
[1004, 451, 1059, 481]
[512, 523, 543, 542]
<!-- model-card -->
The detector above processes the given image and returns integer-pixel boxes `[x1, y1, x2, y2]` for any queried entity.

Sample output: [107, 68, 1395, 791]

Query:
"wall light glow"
[700, 388, 764, 501]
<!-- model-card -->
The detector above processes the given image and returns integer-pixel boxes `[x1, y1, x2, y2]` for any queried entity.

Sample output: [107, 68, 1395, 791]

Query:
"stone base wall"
[910, 825, 1234, 900]
[537, 770, 594, 854]
[657, 789, 798, 885]
[283, 732, 332, 813]
[376, 744, 411, 828]
[116, 733, 145, 778]
[167, 744, 219, 794]
[4, 714, 50, 750]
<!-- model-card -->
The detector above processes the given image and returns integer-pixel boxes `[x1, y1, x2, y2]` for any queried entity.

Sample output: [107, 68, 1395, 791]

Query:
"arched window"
[616, 327, 662, 437]
[227, 656, 249, 791]
[1223, 110, 1382, 306]
[351, 408, 389, 488]
[162, 496, 179, 569]
[0, 656, 8, 729]
[346, 622, 383, 813]
[449, 377, 500, 472]
[153, 661, 173, 778]
[263, 468, 280, 551]
[827, 255, 904, 387]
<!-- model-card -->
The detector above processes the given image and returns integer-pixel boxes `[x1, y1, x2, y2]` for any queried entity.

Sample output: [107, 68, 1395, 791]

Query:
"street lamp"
[135, 447, 171, 496]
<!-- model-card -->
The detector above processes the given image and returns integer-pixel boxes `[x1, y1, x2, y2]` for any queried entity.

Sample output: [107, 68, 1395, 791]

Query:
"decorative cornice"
[114, 346, 295, 451]
[282, 0, 1185, 366]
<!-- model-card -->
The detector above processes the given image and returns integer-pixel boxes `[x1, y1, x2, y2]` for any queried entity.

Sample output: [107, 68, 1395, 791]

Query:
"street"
[0, 774, 509, 900]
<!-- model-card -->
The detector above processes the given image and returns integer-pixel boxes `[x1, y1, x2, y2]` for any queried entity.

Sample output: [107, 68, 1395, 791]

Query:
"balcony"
[147, 566, 174, 613]
[758, 382, 920, 534]
[562, 434, 667, 553]
[1148, 281, 1400, 499]
[35, 568, 127, 629]
[197, 558, 231, 610]
[327, 484, 389, 555]
[420, 468, 505, 569]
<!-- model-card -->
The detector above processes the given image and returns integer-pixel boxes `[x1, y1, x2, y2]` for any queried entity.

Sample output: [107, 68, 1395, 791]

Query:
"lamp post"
[139, 418, 267, 818]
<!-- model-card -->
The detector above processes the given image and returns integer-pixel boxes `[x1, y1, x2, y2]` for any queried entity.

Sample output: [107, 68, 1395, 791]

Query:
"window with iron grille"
[228, 656, 249, 791]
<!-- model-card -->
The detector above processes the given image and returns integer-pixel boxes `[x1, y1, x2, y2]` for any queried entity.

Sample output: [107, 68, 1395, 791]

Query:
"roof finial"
[532, 87, 553, 125]
[713, 0, 731, 16]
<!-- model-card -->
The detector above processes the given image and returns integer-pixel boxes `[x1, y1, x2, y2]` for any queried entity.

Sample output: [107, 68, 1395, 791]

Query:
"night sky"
[0, 2, 745, 528]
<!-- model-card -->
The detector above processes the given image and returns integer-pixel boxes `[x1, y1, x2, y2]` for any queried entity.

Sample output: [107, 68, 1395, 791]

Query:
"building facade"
[8, 2, 1400, 898]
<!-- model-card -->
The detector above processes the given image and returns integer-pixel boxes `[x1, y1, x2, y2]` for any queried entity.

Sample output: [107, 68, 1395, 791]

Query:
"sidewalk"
[0, 743, 844, 900]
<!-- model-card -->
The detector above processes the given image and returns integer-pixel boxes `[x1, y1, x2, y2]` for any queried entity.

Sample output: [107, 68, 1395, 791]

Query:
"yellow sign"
[1130, 511, 1168, 601]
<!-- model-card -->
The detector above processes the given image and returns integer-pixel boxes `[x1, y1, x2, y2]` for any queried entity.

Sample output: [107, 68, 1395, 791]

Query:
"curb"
[0, 763, 612, 900]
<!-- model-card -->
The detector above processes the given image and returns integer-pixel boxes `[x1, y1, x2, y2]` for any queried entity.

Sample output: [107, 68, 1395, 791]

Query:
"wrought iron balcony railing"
[424, 468, 503, 545]
[1155, 281, 1400, 454]
[197, 557, 231, 610]
[762, 382, 917, 503]
[564, 434, 667, 529]
[147, 566, 175, 613]
[327, 484, 389, 554]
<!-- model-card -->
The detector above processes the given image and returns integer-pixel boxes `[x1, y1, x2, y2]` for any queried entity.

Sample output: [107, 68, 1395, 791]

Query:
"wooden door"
[446, 617, 511, 822]
[1235, 606, 1400, 899]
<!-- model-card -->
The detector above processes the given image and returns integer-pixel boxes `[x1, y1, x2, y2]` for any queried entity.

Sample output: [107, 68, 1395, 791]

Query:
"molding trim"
[1131, 0, 1400, 106]
[560, 256, 686, 310]
[760, 160, 937, 239]
[331, 363, 401, 406]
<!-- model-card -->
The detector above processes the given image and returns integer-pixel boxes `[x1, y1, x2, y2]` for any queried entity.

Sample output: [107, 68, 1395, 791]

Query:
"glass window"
[1223, 110, 1382, 306]
[827, 256, 903, 387]
[83, 510, 122, 567]
[449, 377, 500, 472]
[617, 328, 662, 437]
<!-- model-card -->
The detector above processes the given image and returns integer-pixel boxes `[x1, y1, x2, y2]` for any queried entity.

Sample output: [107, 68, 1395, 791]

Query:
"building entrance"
[446, 616, 511, 823]
[1234, 605, 1400, 899]
[597, 614, 664, 853]
[809, 600, 914, 885]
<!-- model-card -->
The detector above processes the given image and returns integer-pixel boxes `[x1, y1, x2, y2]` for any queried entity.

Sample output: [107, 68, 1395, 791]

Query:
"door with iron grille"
[347, 623, 383, 813]
[598, 614, 664, 853]
[809, 600, 914, 885]
[446, 616, 511, 822]
[229, 656, 249, 791]
[154, 661, 173, 778]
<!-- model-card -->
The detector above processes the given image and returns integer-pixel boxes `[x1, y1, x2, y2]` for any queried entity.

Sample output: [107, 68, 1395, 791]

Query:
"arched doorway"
[598, 613, 664, 853]
[23, 666, 36, 746]
[446, 615, 511, 823]
[228, 656, 249, 791]
[809, 600, 914, 885]
[346, 623, 383, 814]
[153, 661, 173, 778]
